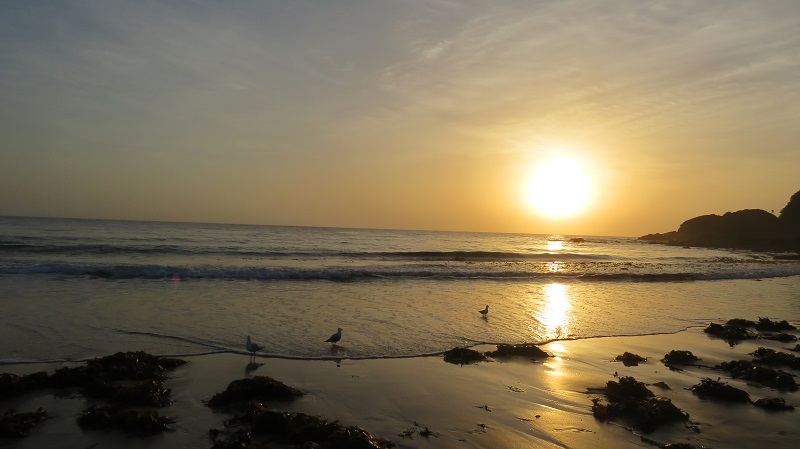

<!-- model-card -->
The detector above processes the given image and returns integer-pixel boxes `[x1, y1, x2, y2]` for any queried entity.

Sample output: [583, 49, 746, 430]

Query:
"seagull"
[325, 328, 343, 346]
[246, 335, 261, 362]
[479, 305, 489, 316]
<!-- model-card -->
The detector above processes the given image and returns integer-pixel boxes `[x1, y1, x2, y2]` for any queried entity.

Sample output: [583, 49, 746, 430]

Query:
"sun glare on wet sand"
[526, 158, 591, 218]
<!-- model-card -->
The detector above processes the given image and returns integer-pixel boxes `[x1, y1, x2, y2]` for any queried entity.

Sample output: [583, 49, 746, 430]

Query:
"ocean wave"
[2, 260, 799, 282]
[0, 243, 613, 262]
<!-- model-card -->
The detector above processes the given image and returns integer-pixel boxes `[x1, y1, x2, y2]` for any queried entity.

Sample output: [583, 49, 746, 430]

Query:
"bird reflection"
[245, 362, 262, 373]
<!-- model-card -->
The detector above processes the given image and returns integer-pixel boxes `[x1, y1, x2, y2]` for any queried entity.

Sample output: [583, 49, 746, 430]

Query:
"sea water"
[1, 216, 798, 363]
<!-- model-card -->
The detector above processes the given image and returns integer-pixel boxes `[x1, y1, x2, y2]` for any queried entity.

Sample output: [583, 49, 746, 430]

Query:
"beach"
[2, 217, 799, 448]
[3, 324, 799, 448]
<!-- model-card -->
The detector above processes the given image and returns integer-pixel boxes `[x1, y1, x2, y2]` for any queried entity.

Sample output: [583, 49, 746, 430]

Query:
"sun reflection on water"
[538, 283, 572, 340]
[547, 240, 563, 251]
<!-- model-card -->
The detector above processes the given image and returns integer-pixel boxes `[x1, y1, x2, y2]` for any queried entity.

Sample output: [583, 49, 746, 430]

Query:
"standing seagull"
[246, 335, 262, 363]
[325, 328, 343, 346]
[479, 305, 489, 316]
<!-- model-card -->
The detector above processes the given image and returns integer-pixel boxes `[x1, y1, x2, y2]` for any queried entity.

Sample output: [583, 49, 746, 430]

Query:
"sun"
[526, 158, 591, 218]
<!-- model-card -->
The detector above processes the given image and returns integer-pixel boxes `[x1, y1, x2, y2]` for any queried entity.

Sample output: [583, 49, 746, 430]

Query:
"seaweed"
[77, 405, 174, 436]
[590, 376, 688, 433]
[218, 400, 394, 449]
[206, 376, 303, 409]
[81, 379, 174, 407]
[759, 333, 798, 343]
[615, 352, 647, 367]
[715, 360, 797, 391]
[752, 397, 794, 411]
[661, 350, 699, 366]
[755, 317, 797, 332]
[703, 322, 755, 345]
[689, 378, 750, 403]
[484, 344, 550, 359]
[749, 348, 800, 370]
[443, 347, 488, 365]
[0, 408, 48, 438]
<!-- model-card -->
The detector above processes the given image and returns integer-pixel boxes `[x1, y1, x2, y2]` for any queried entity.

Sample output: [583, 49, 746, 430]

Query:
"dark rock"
[206, 376, 303, 409]
[443, 347, 488, 365]
[779, 190, 800, 252]
[615, 352, 647, 367]
[753, 397, 795, 411]
[755, 317, 796, 331]
[690, 378, 750, 403]
[661, 350, 699, 365]
[0, 408, 48, 438]
[484, 344, 550, 359]
[716, 360, 797, 390]
[77, 405, 174, 435]
[638, 190, 800, 253]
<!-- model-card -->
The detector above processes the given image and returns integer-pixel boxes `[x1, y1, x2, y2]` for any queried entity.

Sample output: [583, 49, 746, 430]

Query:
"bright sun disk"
[526, 158, 591, 218]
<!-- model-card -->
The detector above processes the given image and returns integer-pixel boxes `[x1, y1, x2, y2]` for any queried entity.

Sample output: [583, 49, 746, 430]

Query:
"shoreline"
[2, 325, 799, 448]
[0, 327, 715, 367]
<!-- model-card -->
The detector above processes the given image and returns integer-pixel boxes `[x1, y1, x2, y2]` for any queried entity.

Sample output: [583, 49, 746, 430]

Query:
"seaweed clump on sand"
[206, 376, 304, 410]
[689, 378, 750, 403]
[82, 379, 175, 408]
[749, 348, 800, 370]
[754, 317, 796, 332]
[49, 351, 187, 388]
[615, 352, 647, 366]
[443, 347, 488, 365]
[590, 376, 688, 433]
[714, 360, 797, 391]
[0, 408, 48, 438]
[661, 350, 699, 366]
[703, 321, 756, 345]
[704, 318, 798, 345]
[1, 352, 187, 436]
[0, 372, 50, 400]
[753, 397, 795, 411]
[760, 333, 798, 343]
[209, 401, 395, 449]
[484, 344, 550, 359]
[77, 406, 175, 436]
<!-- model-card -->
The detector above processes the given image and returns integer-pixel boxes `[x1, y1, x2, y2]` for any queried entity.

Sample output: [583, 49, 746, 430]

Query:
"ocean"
[1, 216, 798, 363]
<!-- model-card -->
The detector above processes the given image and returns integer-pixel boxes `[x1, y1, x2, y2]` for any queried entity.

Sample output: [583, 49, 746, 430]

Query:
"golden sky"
[1, 1, 798, 236]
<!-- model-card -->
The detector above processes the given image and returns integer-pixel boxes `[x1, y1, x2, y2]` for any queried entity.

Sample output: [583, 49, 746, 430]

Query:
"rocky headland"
[639, 189, 800, 255]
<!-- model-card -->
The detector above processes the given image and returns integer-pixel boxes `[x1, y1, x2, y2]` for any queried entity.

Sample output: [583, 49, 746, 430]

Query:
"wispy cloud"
[1, 1, 798, 230]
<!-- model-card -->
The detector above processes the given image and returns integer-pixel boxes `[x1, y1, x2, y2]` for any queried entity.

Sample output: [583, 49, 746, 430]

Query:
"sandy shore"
[2, 325, 798, 449]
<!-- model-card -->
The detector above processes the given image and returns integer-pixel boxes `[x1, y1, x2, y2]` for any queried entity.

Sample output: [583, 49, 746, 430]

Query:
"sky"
[1, 1, 799, 237]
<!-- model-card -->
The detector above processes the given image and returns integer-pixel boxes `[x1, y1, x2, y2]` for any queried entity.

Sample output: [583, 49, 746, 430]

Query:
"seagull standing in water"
[246, 335, 262, 363]
[479, 305, 489, 317]
[325, 328, 343, 346]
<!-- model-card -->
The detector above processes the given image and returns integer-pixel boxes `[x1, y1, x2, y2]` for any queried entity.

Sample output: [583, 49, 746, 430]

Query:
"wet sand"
[2, 325, 798, 449]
